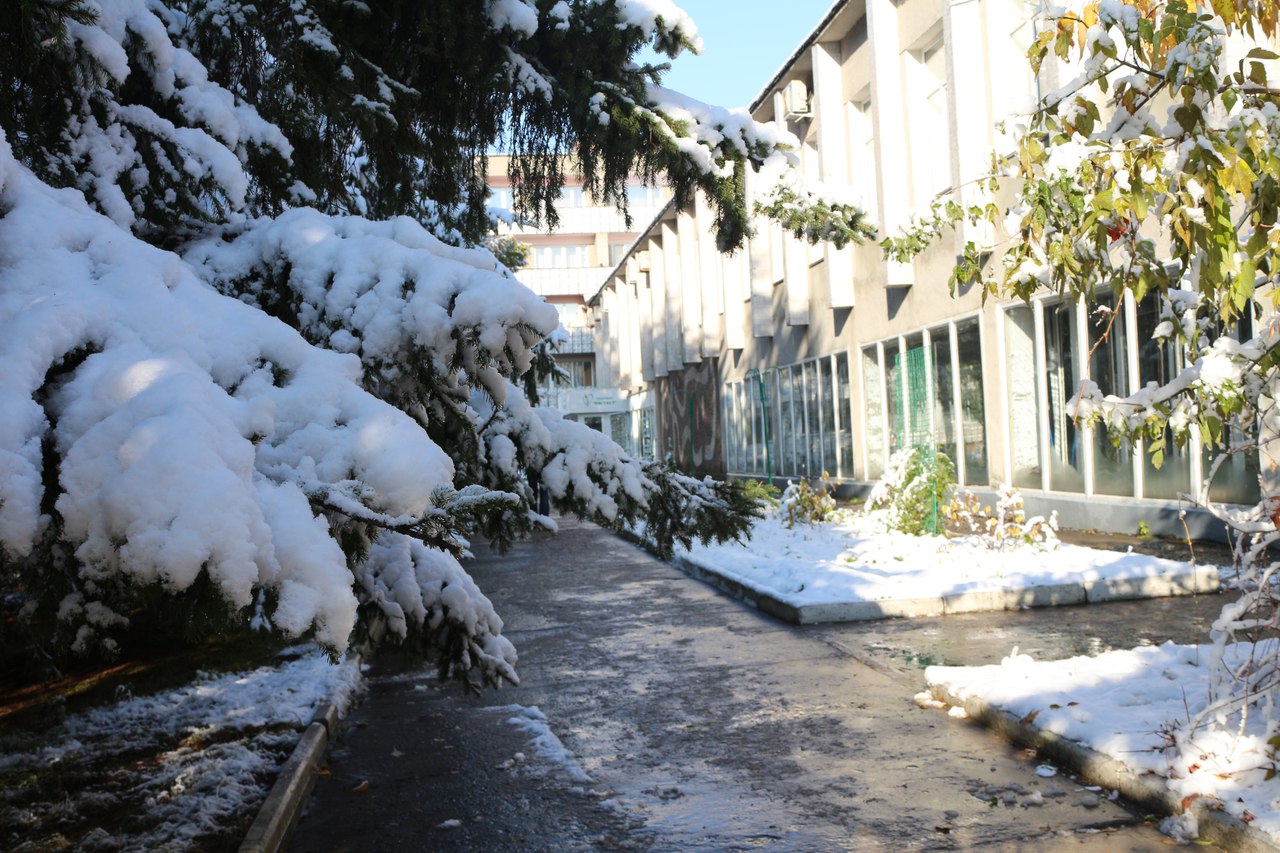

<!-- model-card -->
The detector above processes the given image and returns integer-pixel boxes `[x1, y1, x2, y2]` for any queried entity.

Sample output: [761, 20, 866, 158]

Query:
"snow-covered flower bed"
[927, 641, 1280, 844]
[0, 647, 359, 851]
[676, 506, 1217, 608]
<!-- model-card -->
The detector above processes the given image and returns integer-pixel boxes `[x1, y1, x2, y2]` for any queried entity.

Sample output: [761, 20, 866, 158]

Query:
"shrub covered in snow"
[945, 486, 1059, 552]
[779, 473, 837, 528]
[867, 448, 955, 536]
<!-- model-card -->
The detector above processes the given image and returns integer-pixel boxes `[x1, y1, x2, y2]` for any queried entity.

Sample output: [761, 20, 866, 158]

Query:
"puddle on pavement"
[608, 777, 850, 852]
[838, 590, 1236, 672]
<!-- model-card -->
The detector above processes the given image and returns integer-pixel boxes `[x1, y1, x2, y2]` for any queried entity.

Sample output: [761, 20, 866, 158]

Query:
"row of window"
[526, 242, 633, 271]
[862, 317, 990, 487]
[1003, 294, 1259, 504]
[488, 182, 668, 212]
[722, 353, 856, 481]
[714, 297, 1257, 505]
[568, 408, 654, 460]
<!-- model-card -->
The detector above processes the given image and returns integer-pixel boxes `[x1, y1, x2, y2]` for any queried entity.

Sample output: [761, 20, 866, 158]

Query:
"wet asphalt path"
[289, 517, 1223, 852]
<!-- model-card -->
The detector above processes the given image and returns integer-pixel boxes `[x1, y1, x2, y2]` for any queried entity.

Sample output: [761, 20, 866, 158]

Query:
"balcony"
[515, 266, 610, 298]
[555, 329, 594, 354]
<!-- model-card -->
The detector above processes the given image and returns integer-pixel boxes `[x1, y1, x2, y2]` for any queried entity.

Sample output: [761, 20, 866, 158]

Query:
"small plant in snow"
[867, 448, 955, 536]
[742, 478, 781, 510]
[945, 485, 1059, 551]
[780, 472, 836, 528]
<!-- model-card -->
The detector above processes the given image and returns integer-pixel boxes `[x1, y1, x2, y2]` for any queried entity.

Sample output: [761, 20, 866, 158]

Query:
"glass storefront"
[957, 319, 989, 484]
[862, 320, 990, 488]
[1002, 293, 1261, 505]
[723, 353, 858, 481]
[1089, 293, 1133, 496]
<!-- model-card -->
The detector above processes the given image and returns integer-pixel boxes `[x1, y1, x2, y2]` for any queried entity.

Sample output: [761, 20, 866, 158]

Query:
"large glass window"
[737, 384, 747, 471]
[897, 335, 931, 450]
[863, 346, 885, 480]
[1005, 305, 1041, 489]
[836, 352, 854, 479]
[886, 345, 903, 458]
[804, 361, 821, 477]
[820, 357, 838, 475]
[1044, 300, 1085, 492]
[931, 327, 957, 469]
[1089, 294, 1133, 496]
[722, 387, 736, 473]
[956, 319, 989, 485]
[1204, 312, 1260, 505]
[534, 243, 591, 269]
[779, 368, 796, 477]
[1136, 294, 1191, 499]
[747, 376, 757, 473]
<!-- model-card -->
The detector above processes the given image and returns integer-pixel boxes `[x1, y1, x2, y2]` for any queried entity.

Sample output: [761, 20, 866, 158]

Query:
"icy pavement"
[291, 517, 1190, 851]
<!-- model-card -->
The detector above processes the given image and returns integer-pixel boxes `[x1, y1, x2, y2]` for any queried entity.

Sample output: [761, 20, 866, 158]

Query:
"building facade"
[489, 155, 670, 456]
[586, 0, 1259, 537]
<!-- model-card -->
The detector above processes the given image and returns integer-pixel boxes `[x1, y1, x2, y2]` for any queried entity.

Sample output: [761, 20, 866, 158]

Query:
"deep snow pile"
[0, 647, 360, 850]
[676, 507, 1216, 607]
[927, 641, 1280, 843]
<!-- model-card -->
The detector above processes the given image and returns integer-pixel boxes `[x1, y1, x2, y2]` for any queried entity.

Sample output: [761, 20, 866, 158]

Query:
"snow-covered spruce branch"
[753, 180, 877, 249]
[305, 482, 521, 560]
[639, 461, 763, 560]
[355, 531, 519, 689]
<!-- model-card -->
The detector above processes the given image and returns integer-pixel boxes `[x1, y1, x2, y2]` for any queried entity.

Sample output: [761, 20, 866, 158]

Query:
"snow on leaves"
[0, 132, 520, 664]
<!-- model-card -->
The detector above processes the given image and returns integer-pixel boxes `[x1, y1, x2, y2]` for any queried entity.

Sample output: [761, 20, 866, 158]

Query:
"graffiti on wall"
[654, 358, 723, 477]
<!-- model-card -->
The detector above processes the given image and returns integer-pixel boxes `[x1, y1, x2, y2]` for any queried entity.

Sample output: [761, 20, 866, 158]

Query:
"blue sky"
[653, 0, 838, 108]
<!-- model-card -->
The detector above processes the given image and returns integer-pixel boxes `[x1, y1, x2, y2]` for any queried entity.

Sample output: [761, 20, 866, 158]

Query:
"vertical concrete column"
[723, 248, 747, 351]
[694, 192, 723, 354]
[661, 221, 684, 369]
[624, 267, 641, 389]
[599, 285, 617, 387]
[677, 210, 703, 363]
[866, 0, 914, 287]
[647, 240, 668, 378]
[594, 231, 609, 269]
[773, 91, 811, 326]
[945, 0, 995, 248]
[614, 273, 631, 390]
[812, 40, 856, 308]
[744, 167, 775, 339]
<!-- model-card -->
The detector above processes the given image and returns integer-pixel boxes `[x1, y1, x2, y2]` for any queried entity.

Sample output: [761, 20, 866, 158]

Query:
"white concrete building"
[586, 0, 1261, 537]
[490, 155, 670, 454]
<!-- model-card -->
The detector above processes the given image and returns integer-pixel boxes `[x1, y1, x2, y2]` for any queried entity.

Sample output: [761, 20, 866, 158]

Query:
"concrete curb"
[238, 654, 362, 853]
[929, 684, 1280, 853]
[619, 530, 1221, 625]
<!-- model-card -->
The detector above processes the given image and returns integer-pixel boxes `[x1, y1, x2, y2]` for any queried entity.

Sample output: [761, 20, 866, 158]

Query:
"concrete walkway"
[288, 518, 1204, 852]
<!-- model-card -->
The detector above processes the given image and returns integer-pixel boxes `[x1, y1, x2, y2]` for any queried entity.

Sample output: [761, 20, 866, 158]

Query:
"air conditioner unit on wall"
[783, 79, 811, 121]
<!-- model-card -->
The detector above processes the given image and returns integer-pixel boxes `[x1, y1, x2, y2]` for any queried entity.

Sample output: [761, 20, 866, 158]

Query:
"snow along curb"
[620, 529, 1220, 625]
[238, 652, 364, 853]
[928, 684, 1280, 853]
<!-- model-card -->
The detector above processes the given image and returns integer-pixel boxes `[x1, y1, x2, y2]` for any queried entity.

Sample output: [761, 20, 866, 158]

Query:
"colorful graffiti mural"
[653, 358, 722, 477]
